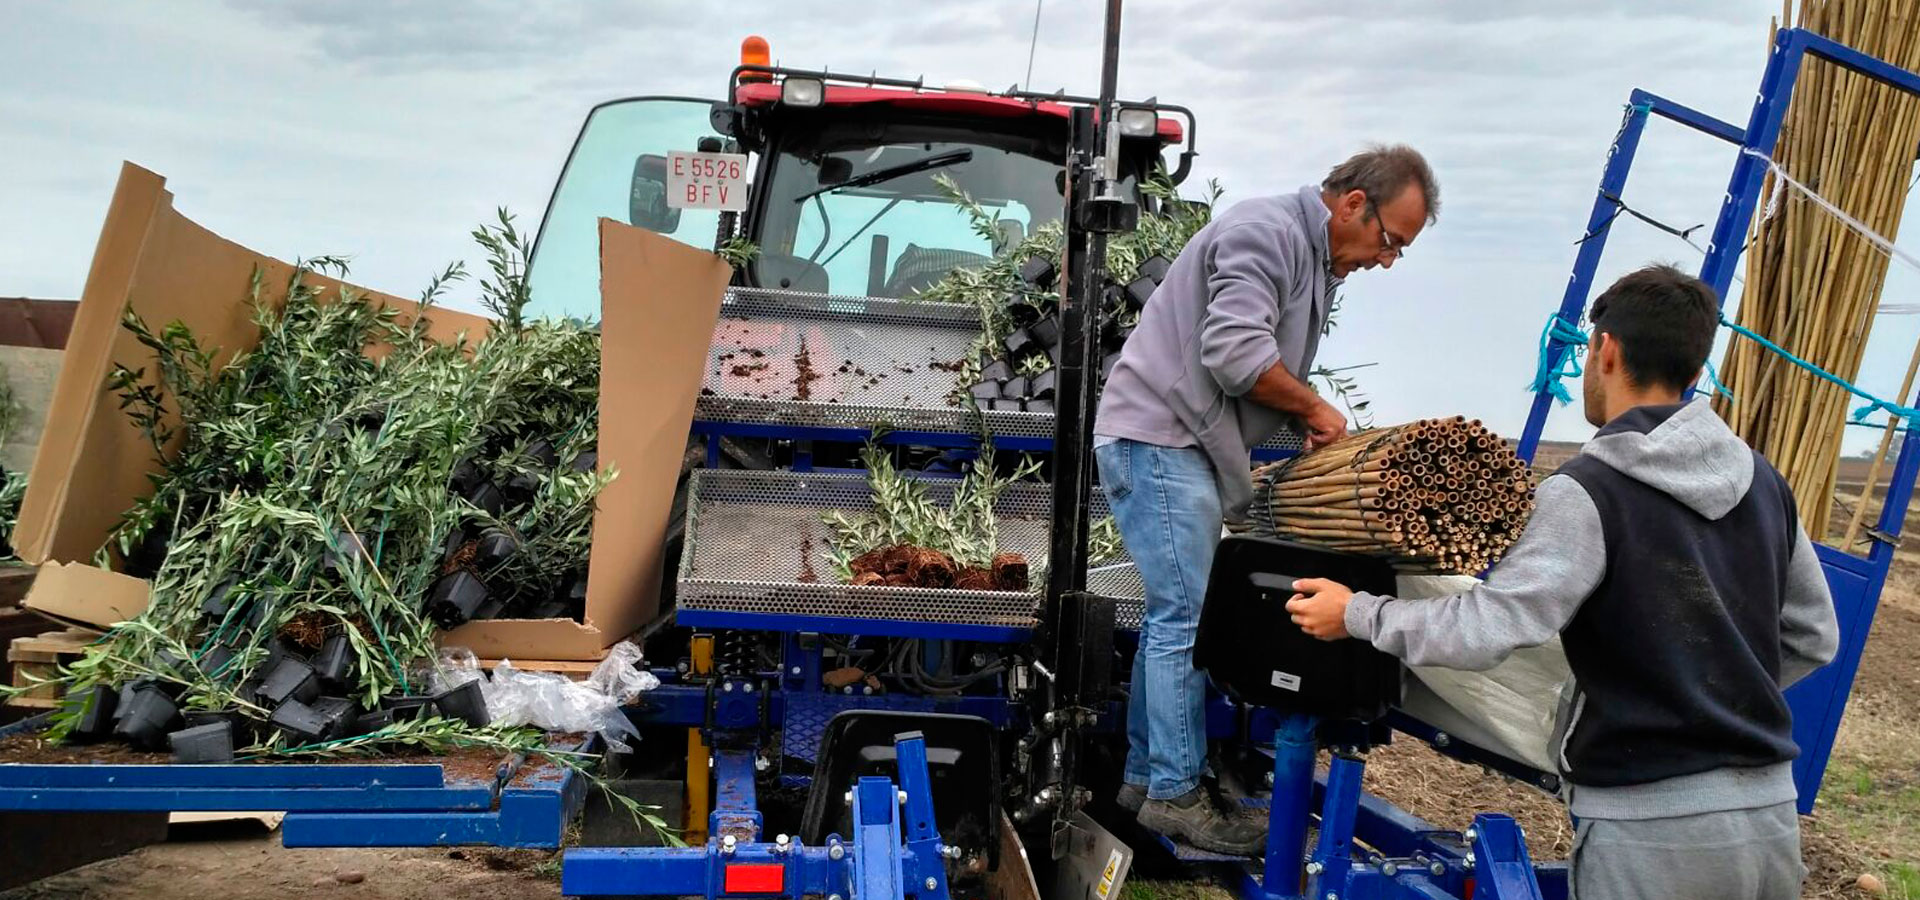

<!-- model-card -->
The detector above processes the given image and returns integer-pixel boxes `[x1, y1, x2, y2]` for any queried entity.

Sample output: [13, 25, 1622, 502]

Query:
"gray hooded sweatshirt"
[1095, 186, 1339, 520]
[1346, 399, 1839, 819]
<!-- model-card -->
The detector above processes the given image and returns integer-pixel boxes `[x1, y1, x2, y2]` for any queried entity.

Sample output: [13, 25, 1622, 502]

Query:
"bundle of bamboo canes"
[1251, 418, 1535, 574]
[1714, 0, 1920, 540]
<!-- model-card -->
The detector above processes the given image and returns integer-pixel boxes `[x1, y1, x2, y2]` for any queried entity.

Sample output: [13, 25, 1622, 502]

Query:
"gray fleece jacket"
[1346, 399, 1839, 819]
[1094, 186, 1338, 521]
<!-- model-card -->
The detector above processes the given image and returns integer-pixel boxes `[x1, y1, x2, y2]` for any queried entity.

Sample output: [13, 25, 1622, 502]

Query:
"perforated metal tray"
[679, 468, 1145, 630]
[696, 287, 1305, 454]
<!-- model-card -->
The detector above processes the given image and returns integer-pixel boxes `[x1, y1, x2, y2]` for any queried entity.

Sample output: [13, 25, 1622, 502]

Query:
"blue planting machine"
[7, 15, 1920, 900]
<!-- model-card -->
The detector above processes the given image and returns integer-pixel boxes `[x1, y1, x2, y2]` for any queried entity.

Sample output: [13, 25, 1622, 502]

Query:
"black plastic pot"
[198, 645, 236, 681]
[474, 597, 509, 621]
[564, 571, 588, 619]
[1025, 398, 1055, 414]
[256, 658, 322, 707]
[1003, 300, 1041, 329]
[323, 528, 370, 576]
[384, 696, 437, 721]
[1028, 315, 1061, 348]
[269, 699, 331, 743]
[1019, 256, 1057, 289]
[441, 529, 468, 564]
[201, 578, 236, 619]
[122, 523, 173, 580]
[1001, 376, 1030, 401]
[969, 379, 1002, 400]
[68, 684, 119, 741]
[114, 686, 182, 750]
[465, 480, 507, 516]
[1138, 254, 1173, 284]
[169, 722, 234, 764]
[474, 528, 520, 568]
[450, 457, 485, 494]
[433, 680, 490, 728]
[1124, 276, 1157, 310]
[312, 634, 355, 688]
[1031, 369, 1058, 401]
[184, 709, 250, 743]
[427, 571, 490, 628]
[978, 359, 1015, 382]
[526, 439, 560, 468]
[505, 470, 542, 496]
[570, 450, 598, 473]
[353, 709, 397, 736]
[1003, 328, 1037, 358]
[311, 696, 361, 740]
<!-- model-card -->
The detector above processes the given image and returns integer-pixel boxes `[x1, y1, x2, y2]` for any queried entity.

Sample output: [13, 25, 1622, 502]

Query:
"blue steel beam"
[1517, 99, 1651, 461]
[283, 748, 588, 848]
[676, 607, 1033, 643]
[1261, 714, 1317, 900]
[853, 777, 906, 900]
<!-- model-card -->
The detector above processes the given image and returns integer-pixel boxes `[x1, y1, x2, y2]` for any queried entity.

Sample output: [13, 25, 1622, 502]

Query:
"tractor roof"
[732, 82, 1185, 142]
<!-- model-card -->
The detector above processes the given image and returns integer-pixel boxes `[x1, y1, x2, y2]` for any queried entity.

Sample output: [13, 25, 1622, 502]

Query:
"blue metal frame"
[1515, 26, 1920, 813]
[562, 732, 955, 900]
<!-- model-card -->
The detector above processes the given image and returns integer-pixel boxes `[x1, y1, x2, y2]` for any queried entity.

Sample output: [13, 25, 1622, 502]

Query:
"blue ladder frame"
[1516, 26, 1920, 813]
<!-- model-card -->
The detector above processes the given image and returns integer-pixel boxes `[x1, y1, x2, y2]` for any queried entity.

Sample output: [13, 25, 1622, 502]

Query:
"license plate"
[667, 150, 748, 211]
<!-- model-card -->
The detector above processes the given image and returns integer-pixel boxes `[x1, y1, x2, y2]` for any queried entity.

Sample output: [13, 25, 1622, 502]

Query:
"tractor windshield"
[753, 137, 1063, 298]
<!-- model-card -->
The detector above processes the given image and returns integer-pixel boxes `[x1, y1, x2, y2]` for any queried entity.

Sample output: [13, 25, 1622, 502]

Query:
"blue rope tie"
[1716, 314, 1920, 426]
[1528, 313, 1588, 405]
[1526, 311, 1915, 427]
[1699, 359, 1735, 403]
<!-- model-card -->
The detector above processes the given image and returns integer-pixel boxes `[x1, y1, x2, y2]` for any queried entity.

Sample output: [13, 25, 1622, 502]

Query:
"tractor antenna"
[1023, 0, 1044, 91]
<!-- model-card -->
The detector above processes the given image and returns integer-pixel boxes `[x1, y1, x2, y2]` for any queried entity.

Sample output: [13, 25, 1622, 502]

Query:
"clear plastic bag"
[432, 643, 654, 751]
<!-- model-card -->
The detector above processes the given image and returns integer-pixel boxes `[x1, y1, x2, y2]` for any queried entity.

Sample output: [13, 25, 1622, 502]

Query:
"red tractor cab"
[526, 36, 1195, 316]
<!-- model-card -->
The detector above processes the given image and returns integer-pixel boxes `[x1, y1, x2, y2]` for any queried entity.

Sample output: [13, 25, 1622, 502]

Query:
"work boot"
[1138, 786, 1268, 856]
[1116, 782, 1147, 815]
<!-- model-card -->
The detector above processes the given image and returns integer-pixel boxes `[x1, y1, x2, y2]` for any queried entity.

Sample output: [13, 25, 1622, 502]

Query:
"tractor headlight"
[1116, 106, 1158, 138]
[781, 77, 825, 108]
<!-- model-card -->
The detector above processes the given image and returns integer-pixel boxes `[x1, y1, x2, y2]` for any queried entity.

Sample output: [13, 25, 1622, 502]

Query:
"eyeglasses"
[1365, 197, 1409, 260]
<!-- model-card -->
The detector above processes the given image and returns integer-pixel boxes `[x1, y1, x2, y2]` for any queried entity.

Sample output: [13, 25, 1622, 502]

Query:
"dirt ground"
[0, 831, 561, 900]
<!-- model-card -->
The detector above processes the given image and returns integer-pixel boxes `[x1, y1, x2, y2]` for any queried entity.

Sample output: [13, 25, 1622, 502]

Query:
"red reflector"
[725, 863, 785, 894]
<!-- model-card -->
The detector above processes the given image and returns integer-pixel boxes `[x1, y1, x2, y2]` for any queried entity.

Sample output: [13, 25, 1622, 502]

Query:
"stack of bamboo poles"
[1251, 418, 1535, 574]
[1714, 0, 1920, 540]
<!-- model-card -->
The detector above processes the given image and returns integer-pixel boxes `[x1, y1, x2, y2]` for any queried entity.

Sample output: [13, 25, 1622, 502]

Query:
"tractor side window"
[757, 141, 1061, 298]
[527, 97, 724, 321]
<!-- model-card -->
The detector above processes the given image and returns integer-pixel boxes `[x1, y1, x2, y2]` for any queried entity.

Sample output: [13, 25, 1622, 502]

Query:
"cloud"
[9, 0, 1914, 455]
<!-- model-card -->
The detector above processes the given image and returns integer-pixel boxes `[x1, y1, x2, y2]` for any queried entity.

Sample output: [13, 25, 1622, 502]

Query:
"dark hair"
[1323, 145, 1440, 224]
[1588, 264, 1720, 391]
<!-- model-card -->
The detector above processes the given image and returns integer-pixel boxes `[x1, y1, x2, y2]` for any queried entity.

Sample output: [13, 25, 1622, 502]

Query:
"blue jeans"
[1095, 438, 1222, 800]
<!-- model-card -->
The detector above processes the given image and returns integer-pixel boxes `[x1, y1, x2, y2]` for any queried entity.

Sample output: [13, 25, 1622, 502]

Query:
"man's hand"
[1304, 399, 1349, 450]
[1286, 578, 1354, 640]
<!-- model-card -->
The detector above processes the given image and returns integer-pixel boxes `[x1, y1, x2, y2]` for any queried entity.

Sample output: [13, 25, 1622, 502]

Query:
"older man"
[1094, 145, 1439, 853]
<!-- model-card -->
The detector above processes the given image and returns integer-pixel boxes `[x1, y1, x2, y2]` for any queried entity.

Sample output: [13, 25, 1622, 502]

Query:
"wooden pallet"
[6, 629, 97, 709]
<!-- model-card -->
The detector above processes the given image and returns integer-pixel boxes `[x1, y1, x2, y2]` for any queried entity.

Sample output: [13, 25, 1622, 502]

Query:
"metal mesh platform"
[696, 287, 1305, 453]
[679, 469, 1145, 630]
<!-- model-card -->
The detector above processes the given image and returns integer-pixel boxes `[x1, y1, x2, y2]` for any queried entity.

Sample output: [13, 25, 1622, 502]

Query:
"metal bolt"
[1264, 772, 1275, 787]
[898, 789, 910, 805]
[1305, 862, 1323, 876]
[1429, 861, 1446, 876]
[721, 835, 737, 855]
[777, 833, 790, 847]
[1381, 861, 1399, 877]
[1326, 893, 1338, 900]
[844, 791, 854, 804]
[942, 845, 962, 859]
[724, 682, 736, 692]
[1433, 731, 1452, 748]
[844, 686, 855, 694]
[1463, 851, 1476, 871]
[755, 756, 770, 772]
[743, 681, 755, 693]
[1464, 828, 1478, 843]
[925, 878, 938, 891]
[829, 844, 846, 861]
[791, 666, 802, 675]
[863, 685, 874, 695]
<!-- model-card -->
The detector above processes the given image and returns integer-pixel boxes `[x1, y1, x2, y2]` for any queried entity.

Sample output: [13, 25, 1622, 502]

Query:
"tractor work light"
[781, 76, 825, 107]
[1116, 106, 1158, 138]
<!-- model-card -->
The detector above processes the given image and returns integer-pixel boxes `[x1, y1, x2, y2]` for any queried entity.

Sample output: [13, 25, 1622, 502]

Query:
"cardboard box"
[15, 163, 730, 660]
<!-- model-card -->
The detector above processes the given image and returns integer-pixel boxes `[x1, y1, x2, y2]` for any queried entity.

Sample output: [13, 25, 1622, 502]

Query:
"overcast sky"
[4, 1, 1918, 452]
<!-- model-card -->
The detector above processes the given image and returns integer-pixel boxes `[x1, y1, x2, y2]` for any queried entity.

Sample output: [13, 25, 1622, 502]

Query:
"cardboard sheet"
[15, 166, 731, 660]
